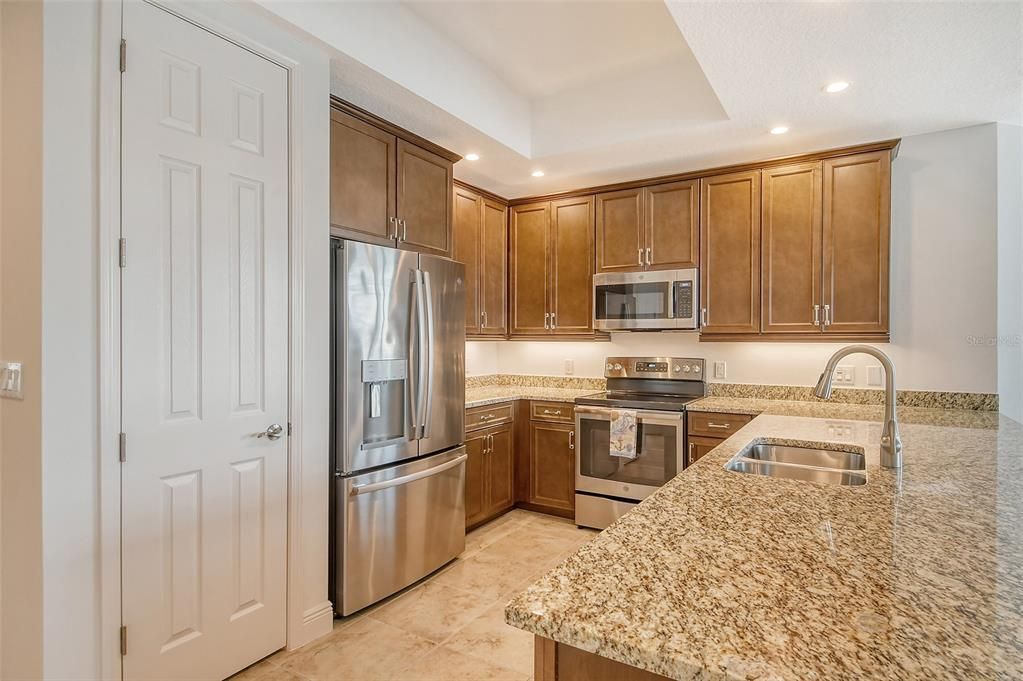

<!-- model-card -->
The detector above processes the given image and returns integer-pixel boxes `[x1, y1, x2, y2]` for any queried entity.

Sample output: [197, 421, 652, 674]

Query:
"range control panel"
[604, 356, 706, 380]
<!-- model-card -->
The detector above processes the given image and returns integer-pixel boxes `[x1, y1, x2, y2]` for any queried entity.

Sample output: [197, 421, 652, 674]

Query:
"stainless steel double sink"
[725, 442, 867, 486]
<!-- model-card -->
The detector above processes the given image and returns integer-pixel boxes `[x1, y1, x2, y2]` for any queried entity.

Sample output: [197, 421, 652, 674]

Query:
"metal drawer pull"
[568, 431, 575, 450]
[543, 409, 562, 415]
[479, 414, 494, 421]
[350, 454, 467, 496]
[707, 422, 731, 429]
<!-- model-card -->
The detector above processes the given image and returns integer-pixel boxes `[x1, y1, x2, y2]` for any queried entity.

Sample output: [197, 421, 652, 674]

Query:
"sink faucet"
[814, 344, 903, 469]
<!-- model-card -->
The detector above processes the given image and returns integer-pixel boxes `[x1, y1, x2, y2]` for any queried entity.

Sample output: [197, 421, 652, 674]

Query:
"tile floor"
[232, 510, 598, 681]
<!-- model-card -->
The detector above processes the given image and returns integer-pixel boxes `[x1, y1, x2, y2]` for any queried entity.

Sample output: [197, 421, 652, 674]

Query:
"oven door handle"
[574, 406, 685, 424]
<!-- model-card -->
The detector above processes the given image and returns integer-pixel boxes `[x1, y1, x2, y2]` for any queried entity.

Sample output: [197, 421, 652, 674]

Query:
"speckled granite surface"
[687, 396, 1002, 429]
[465, 385, 601, 408]
[505, 413, 1023, 680]
[708, 382, 998, 411]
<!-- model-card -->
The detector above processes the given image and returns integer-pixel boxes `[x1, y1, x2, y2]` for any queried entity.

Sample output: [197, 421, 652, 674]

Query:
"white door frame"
[97, 2, 329, 677]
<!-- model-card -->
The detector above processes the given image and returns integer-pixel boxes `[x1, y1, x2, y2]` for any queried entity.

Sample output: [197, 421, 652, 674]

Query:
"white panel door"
[120, 2, 289, 679]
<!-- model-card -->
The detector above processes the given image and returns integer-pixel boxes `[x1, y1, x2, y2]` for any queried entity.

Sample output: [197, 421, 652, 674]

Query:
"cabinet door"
[550, 196, 594, 334]
[486, 426, 515, 516]
[646, 180, 699, 270]
[453, 185, 481, 335]
[329, 109, 396, 243]
[480, 198, 508, 336]
[700, 171, 761, 334]
[595, 188, 644, 273]
[464, 431, 488, 527]
[822, 151, 891, 335]
[686, 436, 722, 467]
[528, 421, 575, 513]
[396, 139, 453, 257]
[510, 202, 551, 335]
[761, 162, 822, 334]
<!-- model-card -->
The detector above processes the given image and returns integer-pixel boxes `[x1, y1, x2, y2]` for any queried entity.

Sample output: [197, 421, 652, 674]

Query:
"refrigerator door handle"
[412, 269, 430, 440]
[421, 269, 436, 439]
[349, 454, 467, 496]
[408, 271, 421, 440]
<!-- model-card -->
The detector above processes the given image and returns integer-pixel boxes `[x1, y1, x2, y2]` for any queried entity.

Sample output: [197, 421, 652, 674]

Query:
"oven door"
[575, 406, 684, 501]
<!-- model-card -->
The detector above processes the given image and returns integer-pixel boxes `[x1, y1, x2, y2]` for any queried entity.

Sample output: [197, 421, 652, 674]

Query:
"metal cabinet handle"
[550, 312, 556, 329]
[543, 409, 561, 415]
[481, 310, 487, 328]
[479, 414, 493, 421]
[813, 304, 821, 326]
[544, 312, 550, 330]
[568, 430, 575, 450]
[688, 441, 694, 466]
[398, 218, 407, 242]
[389, 216, 398, 240]
[645, 247, 651, 266]
[701, 308, 708, 327]
[823, 304, 831, 328]
[707, 422, 731, 430]
[638, 248, 643, 266]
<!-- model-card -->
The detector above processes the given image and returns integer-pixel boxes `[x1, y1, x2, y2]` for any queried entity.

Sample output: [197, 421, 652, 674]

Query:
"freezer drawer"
[335, 447, 467, 615]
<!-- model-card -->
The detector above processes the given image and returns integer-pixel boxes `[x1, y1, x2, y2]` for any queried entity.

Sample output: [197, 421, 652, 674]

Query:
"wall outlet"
[833, 365, 856, 386]
[564, 358, 574, 375]
[866, 365, 883, 387]
[713, 360, 727, 379]
[0, 361, 24, 400]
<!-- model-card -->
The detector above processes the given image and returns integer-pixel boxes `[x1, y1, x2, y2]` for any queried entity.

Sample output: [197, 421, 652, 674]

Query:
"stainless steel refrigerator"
[330, 238, 466, 616]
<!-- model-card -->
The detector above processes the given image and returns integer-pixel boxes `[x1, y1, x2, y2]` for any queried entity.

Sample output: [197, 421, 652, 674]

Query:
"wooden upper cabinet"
[646, 179, 699, 270]
[396, 139, 452, 257]
[761, 162, 822, 333]
[453, 185, 482, 335]
[822, 151, 891, 334]
[595, 188, 644, 273]
[700, 171, 761, 334]
[480, 198, 508, 336]
[550, 196, 594, 334]
[329, 109, 396, 243]
[510, 202, 551, 335]
[595, 181, 699, 274]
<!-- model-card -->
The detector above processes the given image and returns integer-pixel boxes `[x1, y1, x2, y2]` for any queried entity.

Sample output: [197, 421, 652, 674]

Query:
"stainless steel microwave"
[592, 269, 698, 331]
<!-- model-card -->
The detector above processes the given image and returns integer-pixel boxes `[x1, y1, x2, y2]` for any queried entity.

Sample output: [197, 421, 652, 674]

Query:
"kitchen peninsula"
[505, 406, 1023, 680]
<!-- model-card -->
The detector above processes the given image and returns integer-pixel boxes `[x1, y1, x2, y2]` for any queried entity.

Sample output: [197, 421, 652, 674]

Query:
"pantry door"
[120, 2, 289, 679]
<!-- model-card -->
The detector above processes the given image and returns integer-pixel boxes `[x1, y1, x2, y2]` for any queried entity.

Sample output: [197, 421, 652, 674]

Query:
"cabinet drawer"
[530, 401, 574, 423]
[687, 411, 753, 438]
[466, 403, 513, 432]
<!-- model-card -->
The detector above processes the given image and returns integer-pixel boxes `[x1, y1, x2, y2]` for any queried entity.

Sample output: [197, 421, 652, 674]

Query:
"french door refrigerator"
[330, 238, 466, 615]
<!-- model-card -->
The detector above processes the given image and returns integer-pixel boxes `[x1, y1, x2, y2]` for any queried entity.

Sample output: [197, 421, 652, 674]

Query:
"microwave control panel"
[674, 281, 694, 319]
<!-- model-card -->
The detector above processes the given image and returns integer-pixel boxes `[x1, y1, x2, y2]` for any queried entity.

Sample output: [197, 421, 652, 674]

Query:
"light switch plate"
[866, 365, 883, 387]
[0, 361, 23, 400]
[564, 359, 574, 375]
[713, 361, 727, 379]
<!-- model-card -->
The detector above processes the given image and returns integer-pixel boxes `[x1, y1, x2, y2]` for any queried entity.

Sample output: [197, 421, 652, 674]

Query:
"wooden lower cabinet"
[686, 411, 755, 467]
[535, 636, 670, 681]
[526, 419, 576, 517]
[687, 435, 723, 466]
[465, 423, 515, 529]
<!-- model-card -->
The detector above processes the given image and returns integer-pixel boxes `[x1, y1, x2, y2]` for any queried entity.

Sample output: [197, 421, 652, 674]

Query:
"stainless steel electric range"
[574, 356, 706, 529]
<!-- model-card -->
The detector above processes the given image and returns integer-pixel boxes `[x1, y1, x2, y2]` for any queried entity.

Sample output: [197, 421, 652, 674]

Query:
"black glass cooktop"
[574, 391, 701, 412]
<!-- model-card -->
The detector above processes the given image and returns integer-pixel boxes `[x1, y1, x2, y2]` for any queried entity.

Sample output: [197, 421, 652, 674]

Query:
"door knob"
[258, 423, 285, 440]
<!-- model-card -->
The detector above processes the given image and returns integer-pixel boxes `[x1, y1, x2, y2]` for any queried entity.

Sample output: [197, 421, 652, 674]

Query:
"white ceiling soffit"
[256, 1, 1021, 198]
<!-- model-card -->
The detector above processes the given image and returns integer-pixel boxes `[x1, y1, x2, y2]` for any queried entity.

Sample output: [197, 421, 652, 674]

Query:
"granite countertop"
[505, 411, 1023, 680]
[465, 385, 601, 408]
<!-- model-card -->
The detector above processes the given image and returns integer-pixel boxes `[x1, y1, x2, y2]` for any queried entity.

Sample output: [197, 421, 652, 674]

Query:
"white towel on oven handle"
[608, 409, 638, 460]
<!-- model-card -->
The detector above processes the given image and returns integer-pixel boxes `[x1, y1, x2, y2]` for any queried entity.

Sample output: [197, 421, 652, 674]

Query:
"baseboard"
[287, 600, 333, 651]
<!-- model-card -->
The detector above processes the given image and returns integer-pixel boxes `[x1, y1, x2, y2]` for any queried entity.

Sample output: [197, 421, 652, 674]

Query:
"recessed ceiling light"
[531, 170, 545, 177]
[464, 153, 480, 161]
[770, 126, 789, 135]
[824, 81, 850, 94]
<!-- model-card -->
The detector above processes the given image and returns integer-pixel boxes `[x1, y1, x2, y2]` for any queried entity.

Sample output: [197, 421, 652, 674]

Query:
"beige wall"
[1, 1, 45, 678]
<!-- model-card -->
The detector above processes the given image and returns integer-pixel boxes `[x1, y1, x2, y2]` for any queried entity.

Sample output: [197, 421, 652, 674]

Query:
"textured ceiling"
[258, 0, 1022, 198]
